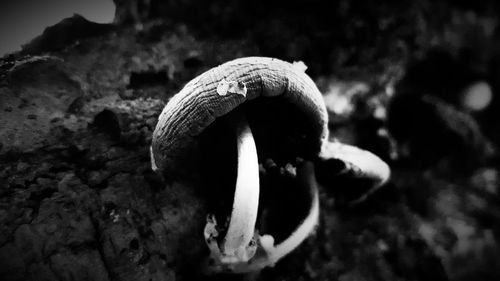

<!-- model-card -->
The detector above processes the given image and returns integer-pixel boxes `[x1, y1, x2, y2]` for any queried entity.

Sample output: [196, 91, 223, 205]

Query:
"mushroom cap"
[152, 57, 328, 175]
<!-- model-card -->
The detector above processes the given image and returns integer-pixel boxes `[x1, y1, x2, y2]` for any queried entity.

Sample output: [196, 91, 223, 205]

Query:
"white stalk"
[222, 113, 260, 261]
[261, 161, 319, 264]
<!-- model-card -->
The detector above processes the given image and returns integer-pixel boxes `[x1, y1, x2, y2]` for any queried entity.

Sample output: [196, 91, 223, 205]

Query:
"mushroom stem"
[256, 161, 319, 268]
[222, 112, 260, 261]
[206, 161, 320, 273]
[267, 162, 319, 259]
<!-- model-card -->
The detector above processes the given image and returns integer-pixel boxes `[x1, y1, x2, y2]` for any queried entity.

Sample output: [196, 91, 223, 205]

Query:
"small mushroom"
[151, 57, 390, 273]
[315, 141, 391, 205]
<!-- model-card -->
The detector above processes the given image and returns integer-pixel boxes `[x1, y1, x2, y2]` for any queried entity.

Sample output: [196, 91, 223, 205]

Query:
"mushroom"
[151, 57, 390, 273]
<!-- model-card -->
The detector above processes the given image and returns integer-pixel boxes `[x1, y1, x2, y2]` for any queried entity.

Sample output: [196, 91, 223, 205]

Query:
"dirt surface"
[2, 1, 500, 280]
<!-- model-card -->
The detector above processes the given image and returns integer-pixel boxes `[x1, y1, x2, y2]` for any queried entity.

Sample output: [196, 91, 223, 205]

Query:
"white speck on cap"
[217, 79, 247, 97]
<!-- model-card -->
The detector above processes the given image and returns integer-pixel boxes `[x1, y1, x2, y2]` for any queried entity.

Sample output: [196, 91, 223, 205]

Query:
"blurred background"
[1, 0, 500, 280]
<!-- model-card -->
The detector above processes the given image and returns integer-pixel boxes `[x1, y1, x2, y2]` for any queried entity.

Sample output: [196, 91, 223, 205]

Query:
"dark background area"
[1, 0, 500, 280]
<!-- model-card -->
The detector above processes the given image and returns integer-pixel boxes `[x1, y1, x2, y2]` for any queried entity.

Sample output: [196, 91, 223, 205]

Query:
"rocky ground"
[1, 1, 500, 280]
